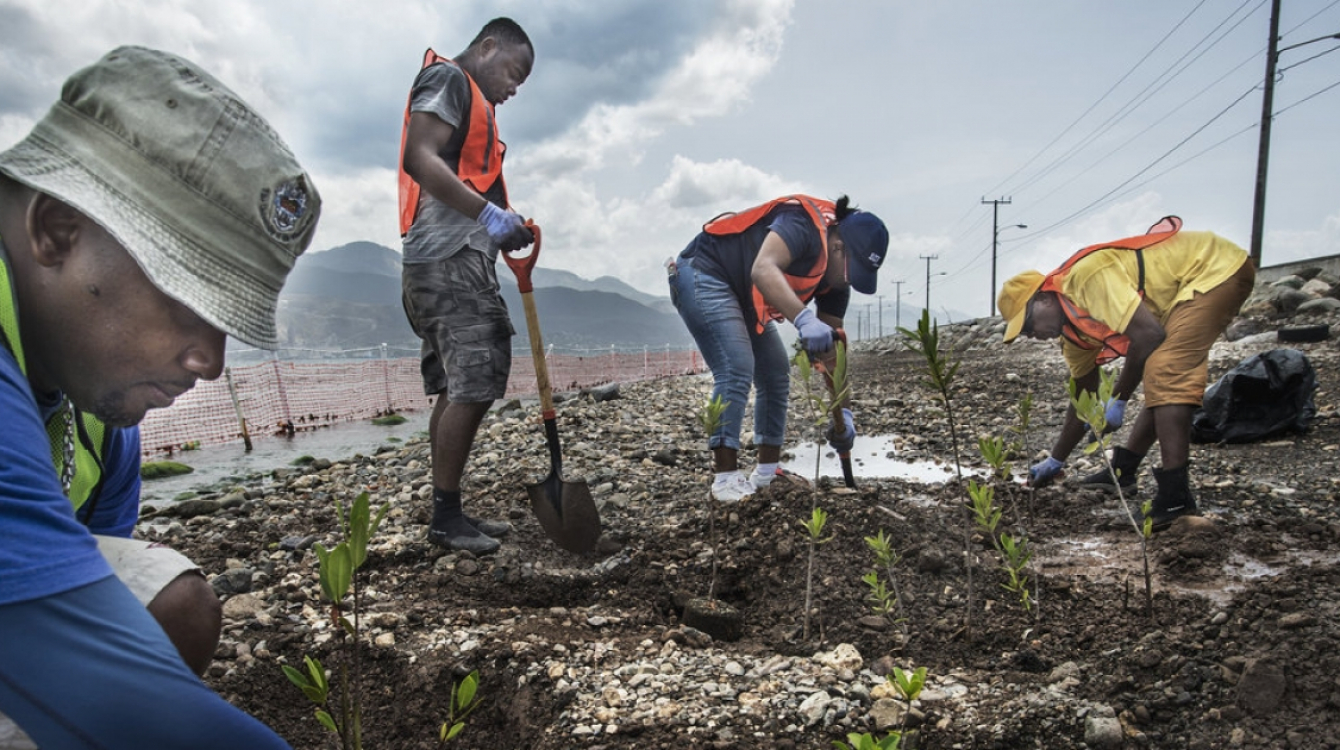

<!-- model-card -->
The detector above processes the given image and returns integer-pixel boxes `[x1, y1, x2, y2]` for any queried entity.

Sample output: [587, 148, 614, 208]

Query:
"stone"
[1300, 278, 1332, 296]
[173, 497, 222, 519]
[1084, 715, 1123, 747]
[1296, 297, 1340, 314]
[813, 643, 863, 672]
[221, 593, 264, 619]
[1235, 658, 1287, 716]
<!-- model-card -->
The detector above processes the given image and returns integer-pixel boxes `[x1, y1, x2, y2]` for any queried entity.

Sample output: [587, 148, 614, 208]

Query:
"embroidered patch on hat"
[260, 176, 311, 241]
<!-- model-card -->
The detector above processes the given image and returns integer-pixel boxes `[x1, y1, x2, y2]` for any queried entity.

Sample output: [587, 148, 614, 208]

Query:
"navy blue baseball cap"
[839, 211, 889, 294]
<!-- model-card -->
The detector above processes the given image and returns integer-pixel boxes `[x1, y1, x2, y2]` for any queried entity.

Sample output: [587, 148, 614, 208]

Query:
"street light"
[991, 223, 1027, 316]
[926, 270, 946, 314]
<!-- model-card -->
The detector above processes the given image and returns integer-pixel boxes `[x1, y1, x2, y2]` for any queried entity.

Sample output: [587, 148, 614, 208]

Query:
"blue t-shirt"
[679, 204, 851, 329]
[0, 346, 142, 605]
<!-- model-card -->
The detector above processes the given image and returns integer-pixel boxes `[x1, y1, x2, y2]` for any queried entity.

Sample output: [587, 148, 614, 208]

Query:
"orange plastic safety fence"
[139, 350, 703, 456]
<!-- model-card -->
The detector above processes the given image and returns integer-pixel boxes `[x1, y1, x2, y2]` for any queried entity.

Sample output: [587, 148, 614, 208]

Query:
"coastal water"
[140, 411, 431, 507]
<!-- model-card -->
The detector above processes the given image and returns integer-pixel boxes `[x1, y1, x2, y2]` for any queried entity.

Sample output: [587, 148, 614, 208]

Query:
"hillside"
[276, 242, 692, 352]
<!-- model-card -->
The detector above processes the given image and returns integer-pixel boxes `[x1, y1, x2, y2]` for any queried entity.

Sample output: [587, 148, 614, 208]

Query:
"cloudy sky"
[2, 0, 1337, 324]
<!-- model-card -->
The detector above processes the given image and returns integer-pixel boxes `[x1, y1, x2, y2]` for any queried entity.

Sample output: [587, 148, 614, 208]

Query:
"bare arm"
[1111, 301, 1166, 402]
[751, 231, 804, 321]
[402, 111, 489, 220]
[1049, 367, 1100, 462]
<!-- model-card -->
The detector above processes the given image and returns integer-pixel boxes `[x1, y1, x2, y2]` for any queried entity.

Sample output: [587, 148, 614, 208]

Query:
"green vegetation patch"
[140, 461, 194, 480]
[371, 414, 407, 426]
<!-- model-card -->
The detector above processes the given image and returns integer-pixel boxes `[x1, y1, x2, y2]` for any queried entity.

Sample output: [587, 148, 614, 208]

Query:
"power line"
[1007, 0, 1265, 199]
[982, 0, 1214, 199]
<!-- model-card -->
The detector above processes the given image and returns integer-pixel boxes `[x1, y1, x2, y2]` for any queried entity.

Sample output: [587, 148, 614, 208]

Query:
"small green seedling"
[833, 731, 902, 750]
[1068, 369, 1154, 616]
[997, 533, 1034, 611]
[696, 394, 730, 599]
[799, 506, 832, 641]
[281, 492, 390, 750]
[977, 435, 1012, 482]
[438, 670, 483, 744]
[863, 530, 909, 636]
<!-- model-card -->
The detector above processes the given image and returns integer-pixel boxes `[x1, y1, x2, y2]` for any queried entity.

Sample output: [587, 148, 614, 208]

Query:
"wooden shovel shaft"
[519, 289, 555, 417]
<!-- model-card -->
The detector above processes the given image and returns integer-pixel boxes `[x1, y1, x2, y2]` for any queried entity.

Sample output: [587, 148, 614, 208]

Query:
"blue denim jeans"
[670, 256, 790, 451]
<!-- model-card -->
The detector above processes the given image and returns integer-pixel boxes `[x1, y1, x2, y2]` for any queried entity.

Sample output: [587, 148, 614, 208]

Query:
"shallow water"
[140, 411, 431, 506]
[780, 434, 960, 484]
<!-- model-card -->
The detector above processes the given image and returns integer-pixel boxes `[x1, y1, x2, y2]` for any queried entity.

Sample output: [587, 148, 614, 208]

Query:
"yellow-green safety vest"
[0, 247, 111, 518]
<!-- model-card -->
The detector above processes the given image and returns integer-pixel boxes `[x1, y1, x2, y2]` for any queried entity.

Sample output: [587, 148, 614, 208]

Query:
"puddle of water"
[781, 435, 960, 484]
[140, 411, 430, 507]
[1036, 534, 1340, 607]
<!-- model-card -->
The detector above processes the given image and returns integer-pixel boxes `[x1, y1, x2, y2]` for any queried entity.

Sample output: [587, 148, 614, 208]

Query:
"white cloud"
[519, 0, 792, 180]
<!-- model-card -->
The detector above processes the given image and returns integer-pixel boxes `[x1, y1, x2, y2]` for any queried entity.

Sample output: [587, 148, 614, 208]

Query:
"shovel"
[502, 221, 602, 554]
[813, 329, 857, 489]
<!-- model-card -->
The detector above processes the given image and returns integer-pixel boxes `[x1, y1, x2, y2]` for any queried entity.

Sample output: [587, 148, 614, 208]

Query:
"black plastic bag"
[1191, 348, 1317, 443]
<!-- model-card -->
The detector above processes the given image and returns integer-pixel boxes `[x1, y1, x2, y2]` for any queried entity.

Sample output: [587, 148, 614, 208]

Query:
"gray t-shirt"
[402, 62, 506, 263]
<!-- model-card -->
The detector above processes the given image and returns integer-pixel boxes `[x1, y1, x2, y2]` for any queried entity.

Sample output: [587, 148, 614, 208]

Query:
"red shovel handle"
[502, 220, 542, 293]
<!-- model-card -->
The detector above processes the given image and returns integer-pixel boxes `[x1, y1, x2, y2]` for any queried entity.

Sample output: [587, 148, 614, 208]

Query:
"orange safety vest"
[1040, 216, 1182, 364]
[398, 48, 508, 236]
[703, 195, 835, 333]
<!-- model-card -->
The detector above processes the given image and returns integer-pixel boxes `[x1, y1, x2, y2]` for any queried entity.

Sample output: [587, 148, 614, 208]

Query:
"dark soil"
[180, 335, 1340, 750]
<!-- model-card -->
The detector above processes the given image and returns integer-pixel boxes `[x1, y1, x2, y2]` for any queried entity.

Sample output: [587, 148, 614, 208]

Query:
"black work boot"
[1144, 465, 1200, 532]
[1079, 446, 1143, 494]
[428, 489, 501, 555]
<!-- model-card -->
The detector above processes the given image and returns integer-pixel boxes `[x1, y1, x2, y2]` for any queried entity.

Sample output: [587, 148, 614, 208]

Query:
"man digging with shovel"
[398, 18, 536, 554]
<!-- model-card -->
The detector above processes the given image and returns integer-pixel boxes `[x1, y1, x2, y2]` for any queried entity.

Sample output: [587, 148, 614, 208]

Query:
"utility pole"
[892, 280, 905, 331]
[920, 254, 939, 313]
[982, 196, 1012, 315]
[877, 295, 884, 338]
[1250, 0, 1281, 268]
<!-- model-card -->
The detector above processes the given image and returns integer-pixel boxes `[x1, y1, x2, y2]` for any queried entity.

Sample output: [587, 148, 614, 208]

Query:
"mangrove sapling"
[791, 340, 852, 495]
[996, 532, 1034, 611]
[1009, 392, 1042, 616]
[1067, 370, 1155, 616]
[282, 491, 389, 750]
[438, 670, 483, 745]
[800, 506, 833, 641]
[697, 394, 729, 599]
[898, 310, 977, 639]
[863, 529, 909, 637]
[888, 665, 929, 741]
[968, 480, 1030, 611]
[832, 731, 902, 750]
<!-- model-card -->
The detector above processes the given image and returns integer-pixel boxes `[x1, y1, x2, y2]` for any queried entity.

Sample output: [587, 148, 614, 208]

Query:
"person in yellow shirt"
[997, 217, 1254, 530]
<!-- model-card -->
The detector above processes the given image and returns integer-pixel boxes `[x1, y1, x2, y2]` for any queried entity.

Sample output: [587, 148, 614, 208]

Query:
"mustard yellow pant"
[1143, 261, 1256, 408]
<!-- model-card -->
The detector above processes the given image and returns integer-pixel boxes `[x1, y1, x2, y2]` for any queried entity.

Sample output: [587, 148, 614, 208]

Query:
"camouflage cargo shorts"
[402, 248, 515, 401]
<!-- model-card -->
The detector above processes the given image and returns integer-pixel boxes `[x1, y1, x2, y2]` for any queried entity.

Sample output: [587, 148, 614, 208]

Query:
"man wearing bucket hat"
[669, 194, 889, 502]
[997, 217, 1253, 530]
[0, 46, 319, 748]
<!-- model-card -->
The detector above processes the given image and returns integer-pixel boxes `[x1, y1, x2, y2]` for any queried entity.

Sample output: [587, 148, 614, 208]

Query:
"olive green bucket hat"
[0, 46, 321, 349]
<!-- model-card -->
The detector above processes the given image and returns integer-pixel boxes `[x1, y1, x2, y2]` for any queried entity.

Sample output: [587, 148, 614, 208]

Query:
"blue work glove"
[794, 308, 835, 356]
[825, 408, 856, 453]
[1103, 398, 1128, 432]
[478, 202, 534, 252]
[1029, 456, 1065, 488]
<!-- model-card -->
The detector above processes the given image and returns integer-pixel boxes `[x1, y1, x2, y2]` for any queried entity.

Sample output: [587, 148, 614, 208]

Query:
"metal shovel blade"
[503, 221, 602, 554]
[527, 469, 601, 554]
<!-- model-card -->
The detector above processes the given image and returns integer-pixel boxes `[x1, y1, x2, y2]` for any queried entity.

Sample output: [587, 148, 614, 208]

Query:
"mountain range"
[270, 241, 693, 355]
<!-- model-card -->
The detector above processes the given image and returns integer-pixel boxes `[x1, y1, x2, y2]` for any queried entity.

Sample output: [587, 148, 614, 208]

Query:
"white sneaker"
[711, 472, 756, 503]
[751, 469, 777, 489]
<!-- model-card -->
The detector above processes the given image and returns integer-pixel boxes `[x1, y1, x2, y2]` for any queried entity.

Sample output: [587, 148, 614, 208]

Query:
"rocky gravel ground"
[147, 268, 1340, 749]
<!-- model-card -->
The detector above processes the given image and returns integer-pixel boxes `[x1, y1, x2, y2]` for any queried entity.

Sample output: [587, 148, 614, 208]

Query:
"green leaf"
[317, 542, 354, 603]
[315, 710, 338, 734]
[456, 671, 479, 710]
